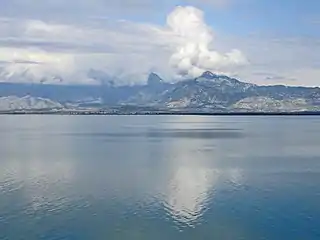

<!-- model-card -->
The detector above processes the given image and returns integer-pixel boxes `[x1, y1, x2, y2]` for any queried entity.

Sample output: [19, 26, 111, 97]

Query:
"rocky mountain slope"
[0, 71, 319, 112]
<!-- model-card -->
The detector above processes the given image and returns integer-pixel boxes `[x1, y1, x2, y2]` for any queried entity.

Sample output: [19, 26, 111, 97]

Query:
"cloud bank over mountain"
[0, 6, 248, 85]
[0, 0, 319, 86]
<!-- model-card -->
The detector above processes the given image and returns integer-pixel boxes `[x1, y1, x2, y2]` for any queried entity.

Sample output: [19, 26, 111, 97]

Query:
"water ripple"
[61, 128, 244, 140]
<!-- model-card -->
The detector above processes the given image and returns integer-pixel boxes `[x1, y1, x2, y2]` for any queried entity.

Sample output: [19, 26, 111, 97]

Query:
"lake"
[1, 115, 320, 240]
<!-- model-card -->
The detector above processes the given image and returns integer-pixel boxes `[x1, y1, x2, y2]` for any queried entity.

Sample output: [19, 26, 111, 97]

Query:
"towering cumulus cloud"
[167, 6, 248, 77]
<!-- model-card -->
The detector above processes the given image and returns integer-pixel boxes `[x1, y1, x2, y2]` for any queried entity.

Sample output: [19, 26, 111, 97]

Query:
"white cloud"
[0, 2, 319, 87]
[0, 47, 80, 84]
[167, 6, 248, 78]
[0, 6, 247, 84]
[0, 17, 176, 84]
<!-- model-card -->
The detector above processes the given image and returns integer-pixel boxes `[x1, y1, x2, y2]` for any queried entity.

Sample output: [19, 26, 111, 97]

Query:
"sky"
[0, 0, 319, 86]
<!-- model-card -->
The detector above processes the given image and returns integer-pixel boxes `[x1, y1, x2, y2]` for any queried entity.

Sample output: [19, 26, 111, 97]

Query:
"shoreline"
[1, 111, 320, 116]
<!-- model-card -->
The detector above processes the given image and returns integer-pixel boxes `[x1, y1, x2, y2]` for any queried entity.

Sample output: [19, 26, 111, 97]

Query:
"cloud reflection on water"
[0, 115, 246, 231]
[158, 116, 244, 227]
[165, 167, 219, 227]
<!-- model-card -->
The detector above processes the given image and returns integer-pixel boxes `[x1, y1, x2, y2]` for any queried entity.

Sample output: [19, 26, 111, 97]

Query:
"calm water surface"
[1, 115, 320, 240]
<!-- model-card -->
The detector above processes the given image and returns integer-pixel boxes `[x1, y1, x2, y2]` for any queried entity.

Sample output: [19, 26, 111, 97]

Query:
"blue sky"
[220, 0, 319, 37]
[0, 0, 319, 86]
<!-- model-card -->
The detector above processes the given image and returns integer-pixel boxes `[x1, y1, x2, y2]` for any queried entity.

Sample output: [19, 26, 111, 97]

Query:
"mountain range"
[0, 71, 319, 113]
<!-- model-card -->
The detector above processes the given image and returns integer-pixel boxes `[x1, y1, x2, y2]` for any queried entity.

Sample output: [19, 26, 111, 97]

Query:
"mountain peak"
[147, 72, 163, 85]
[200, 71, 218, 79]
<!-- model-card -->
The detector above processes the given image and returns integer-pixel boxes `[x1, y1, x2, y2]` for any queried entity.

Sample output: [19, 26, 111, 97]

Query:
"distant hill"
[0, 96, 63, 111]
